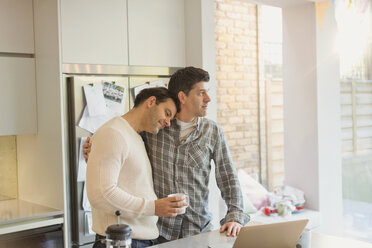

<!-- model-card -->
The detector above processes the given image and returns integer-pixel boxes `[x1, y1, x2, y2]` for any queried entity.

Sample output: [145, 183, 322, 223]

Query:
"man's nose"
[164, 118, 171, 127]
[204, 93, 211, 103]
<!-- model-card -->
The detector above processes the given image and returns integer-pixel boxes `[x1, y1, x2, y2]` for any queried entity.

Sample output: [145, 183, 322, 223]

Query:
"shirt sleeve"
[86, 127, 155, 218]
[212, 125, 250, 226]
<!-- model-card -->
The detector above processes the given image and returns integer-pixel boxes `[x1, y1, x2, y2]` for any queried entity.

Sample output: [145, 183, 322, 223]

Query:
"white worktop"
[0, 199, 63, 234]
[250, 208, 321, 230]
[151, 228, 372, 248]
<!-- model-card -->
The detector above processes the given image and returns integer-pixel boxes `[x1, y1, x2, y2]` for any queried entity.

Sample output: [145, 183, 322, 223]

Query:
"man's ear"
[146, 96, 157, 108]
[178, 91, 187, 104]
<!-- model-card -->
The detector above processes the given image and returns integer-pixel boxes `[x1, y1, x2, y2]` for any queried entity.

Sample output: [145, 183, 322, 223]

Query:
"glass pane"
[338, 2, 372, 242]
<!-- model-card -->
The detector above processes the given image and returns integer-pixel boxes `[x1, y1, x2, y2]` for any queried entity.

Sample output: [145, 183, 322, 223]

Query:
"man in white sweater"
[86, 87, 188, 248]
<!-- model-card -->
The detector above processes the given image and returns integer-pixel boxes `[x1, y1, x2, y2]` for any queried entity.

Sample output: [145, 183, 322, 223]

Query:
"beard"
[198, 106, 207, 117]
[148, 107, 162, 134]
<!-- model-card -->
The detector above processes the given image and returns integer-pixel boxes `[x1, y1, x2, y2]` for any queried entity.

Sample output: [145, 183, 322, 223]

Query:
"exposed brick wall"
[215, 0, 260, 174]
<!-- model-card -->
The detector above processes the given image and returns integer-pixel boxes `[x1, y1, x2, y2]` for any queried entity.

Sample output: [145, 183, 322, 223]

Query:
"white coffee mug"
[168, 193, 189, 214]
[295, 229, 311, 248]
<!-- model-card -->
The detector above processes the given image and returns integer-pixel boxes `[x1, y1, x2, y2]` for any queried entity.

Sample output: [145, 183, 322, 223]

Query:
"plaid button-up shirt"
[142, 117, 249, 240]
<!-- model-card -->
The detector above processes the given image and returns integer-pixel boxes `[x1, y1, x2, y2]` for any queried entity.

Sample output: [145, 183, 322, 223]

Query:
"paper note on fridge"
[133, 80, 168, 98]
[77, 137, 88, 182]
[82, 182, 92, 211]
[102, 81, 127, 115]
[79, 81, 127, 133]
[78, 106, 116, 133]
[83, 84, 107, 117]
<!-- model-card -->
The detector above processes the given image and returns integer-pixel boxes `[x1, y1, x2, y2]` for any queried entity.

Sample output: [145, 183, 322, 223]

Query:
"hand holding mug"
[167, 193, 189, 214]
[155, 193, 189, 217]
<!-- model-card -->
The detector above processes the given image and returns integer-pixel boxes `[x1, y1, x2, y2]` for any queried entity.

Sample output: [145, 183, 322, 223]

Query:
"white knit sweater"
[86, 117, 158, 239]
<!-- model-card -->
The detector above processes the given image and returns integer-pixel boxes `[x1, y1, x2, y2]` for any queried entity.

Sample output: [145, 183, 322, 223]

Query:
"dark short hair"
[168, 67, 210, 96]
[133, 87, 180, 112]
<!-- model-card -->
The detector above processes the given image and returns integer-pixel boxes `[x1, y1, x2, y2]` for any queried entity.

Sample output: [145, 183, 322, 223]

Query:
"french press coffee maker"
[103, 210, 132, 248]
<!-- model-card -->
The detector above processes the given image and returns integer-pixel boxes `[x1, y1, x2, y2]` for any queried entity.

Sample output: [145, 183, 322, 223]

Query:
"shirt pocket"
[186, 144, 210, 169]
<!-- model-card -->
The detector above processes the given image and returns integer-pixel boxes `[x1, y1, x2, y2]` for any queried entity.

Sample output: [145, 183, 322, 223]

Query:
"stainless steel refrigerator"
[65, 75, 170, 247]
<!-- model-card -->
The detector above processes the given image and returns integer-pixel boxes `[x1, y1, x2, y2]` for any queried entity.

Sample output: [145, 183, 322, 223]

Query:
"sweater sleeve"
[86, 126, 155, 218]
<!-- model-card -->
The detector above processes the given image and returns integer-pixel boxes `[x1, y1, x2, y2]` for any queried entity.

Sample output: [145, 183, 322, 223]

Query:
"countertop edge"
[0, 210, 64, 226]
[0, 217, 64, 235]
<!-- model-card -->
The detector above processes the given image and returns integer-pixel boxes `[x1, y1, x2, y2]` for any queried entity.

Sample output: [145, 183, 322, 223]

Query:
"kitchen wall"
[215, 0, 260, 174]
[282, 3, 342, 233]
[0, 136, 18, 200]
[215, 0, 286, 190]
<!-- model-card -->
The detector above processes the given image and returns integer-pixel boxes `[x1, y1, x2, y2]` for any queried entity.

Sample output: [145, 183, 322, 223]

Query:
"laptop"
[209, 219, 309, 248]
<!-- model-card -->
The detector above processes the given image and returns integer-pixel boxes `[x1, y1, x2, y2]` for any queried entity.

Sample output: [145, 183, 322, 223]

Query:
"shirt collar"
[195, 117, 201, 131]
[172, 117, 201, 131]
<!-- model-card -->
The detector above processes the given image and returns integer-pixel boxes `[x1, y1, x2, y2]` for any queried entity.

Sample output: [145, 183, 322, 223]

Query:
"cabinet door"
[128, 0, 186, 67]
[0, 57, 37, 135]
[0, 224, 63, 248]
[61, 0, 128, 65]
[0, 0, 34, 53]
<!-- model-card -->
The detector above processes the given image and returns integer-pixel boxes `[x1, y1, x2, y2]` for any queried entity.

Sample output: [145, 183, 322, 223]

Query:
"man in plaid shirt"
[84, 67, 249, 242]
[142, 67, 249, 242]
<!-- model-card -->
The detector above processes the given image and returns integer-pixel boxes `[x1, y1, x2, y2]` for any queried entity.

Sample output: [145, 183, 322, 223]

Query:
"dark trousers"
[157, 236, 170, 244]
[93, 234, 159, 248]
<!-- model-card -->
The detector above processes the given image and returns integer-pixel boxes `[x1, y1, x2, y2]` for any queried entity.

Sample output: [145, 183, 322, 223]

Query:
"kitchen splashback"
[0, 136, 18, 200]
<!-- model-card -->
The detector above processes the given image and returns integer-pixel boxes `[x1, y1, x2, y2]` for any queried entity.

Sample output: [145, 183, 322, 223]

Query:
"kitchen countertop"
[0, 199, 63, 234]
[0, 199, 63, 225]
[151, 228, 372, 248]
[250, 208, 321, 230]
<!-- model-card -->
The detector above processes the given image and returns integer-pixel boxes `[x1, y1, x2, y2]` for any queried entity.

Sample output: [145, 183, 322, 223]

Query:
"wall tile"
[0, 136, 18, 200]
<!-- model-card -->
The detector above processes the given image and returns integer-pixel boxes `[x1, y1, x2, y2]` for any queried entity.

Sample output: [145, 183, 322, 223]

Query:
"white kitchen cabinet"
[0, 57, 37, 135]
[60, 0, 128, 65]
[0, 0, 34, 53]
[128, 0, 186, 67]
